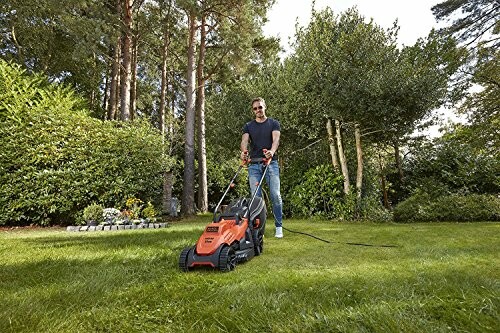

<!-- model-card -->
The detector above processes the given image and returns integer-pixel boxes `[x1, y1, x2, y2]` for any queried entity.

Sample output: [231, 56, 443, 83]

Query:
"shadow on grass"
[20, 225, 203, 249]
[0, 227, 206, 294]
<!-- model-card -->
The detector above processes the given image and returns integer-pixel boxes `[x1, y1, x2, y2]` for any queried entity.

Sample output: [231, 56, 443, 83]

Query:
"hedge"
[0, 60, 170, 226]
[393, 192, 500, 222]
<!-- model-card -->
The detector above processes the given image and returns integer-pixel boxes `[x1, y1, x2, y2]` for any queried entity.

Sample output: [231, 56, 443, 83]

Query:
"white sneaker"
[275, 227, 283, 238]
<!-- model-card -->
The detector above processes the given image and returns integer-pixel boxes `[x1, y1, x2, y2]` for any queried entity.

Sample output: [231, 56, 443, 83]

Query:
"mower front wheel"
[219, 245, 236, 272]
[179, 247, 192, 272]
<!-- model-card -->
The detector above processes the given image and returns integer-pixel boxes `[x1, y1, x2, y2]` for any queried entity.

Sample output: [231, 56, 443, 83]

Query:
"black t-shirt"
[242, 118, 280, 160]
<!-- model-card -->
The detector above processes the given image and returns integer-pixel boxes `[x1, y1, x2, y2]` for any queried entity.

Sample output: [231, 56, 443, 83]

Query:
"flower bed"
[66, 222, 168, 232]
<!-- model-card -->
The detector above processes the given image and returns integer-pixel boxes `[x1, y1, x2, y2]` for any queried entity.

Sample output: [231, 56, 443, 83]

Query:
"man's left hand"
[264, 150, 274, 159]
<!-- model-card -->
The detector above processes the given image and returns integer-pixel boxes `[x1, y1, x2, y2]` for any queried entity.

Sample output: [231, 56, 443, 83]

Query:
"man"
[240, 97, 283, 238]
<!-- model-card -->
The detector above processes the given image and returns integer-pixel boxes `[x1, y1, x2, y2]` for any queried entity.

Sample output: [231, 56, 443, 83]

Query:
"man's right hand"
[241, 150, 249, 161]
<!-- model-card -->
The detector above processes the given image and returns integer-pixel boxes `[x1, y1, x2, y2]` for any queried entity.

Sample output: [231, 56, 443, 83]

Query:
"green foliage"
[206, 155, 248, 210]
[288, 164, 347, 219]
[125, 197, 144, 219]
[394, 193, 500, 222]
[404, 133, 500, 197]
[0, 60, 170, 226]
[141, 202, 157, 219]
[0, 0, 119, 113]
[82, 203, 103, 224]
[433, 0, 499, 153]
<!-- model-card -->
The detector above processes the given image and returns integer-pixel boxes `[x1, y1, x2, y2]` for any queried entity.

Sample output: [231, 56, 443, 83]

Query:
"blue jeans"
[248, 160, 283, 227]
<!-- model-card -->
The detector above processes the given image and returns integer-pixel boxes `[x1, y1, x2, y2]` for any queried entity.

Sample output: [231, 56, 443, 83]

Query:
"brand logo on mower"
[206, 226, 219, 232]
[204, 237, 214, 243]
[236, 253, 248, 259]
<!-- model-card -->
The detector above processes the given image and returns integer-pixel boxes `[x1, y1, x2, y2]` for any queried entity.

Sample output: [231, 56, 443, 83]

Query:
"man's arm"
[266, 130, 280, 159]
[240, 133, 249, 160]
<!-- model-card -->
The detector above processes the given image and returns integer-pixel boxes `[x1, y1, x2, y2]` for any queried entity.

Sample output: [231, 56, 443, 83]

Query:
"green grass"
[1, 217, 498, 332]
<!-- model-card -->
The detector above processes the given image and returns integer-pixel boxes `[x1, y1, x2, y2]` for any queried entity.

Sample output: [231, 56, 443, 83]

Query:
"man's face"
[252, 101, 266, 119]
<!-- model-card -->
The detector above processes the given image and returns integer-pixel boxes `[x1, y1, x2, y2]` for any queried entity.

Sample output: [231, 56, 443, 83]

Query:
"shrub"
[206, 155, 248, 210]
[142, 202, 157, 219]
[125, 197, 144, 219]
[393, 193, 500, 222]
[82, 204, 104, 224]
[402, 135, 500, 198]
[288, 164, 350, 219]
[0, 60, 171, 226]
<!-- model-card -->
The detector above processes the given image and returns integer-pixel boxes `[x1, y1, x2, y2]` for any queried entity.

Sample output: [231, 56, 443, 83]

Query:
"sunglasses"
[252, 106, 264, 110]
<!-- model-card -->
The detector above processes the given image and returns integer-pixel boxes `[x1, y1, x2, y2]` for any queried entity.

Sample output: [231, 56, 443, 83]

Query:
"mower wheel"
[254, 233, 264, 256]
[219, 246, 236, 272]
[179, 247, 192, 272]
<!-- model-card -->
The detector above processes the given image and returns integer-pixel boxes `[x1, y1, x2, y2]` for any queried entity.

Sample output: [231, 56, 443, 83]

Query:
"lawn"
[0, 218, 498, 332]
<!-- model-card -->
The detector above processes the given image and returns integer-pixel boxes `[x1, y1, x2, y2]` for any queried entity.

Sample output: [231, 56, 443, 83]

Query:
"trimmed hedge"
[393, 192, 500, 222]
[0, 60, 170, 226]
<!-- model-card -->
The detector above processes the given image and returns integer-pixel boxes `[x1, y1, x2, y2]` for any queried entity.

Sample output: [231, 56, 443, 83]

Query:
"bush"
[82, 204, 104, 225]
[142, 202, 157, 219]
[393, 193, 500, 222]
[206, 155, 248, 210]
[0, 60, 171, 226]
[402, 135, 500, 198]
[288, 164, 351, 219]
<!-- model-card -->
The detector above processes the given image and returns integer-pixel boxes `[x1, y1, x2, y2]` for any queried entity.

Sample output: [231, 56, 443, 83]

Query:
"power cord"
[282, 226, 399, 248]
[261, 163, 399, 248]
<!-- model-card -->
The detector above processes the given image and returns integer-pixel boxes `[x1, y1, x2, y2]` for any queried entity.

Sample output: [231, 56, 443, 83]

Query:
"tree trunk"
[11, 25, 24, 65]
[130, 32, 138, 120]
[378, 151, 390, 209]
[102, 64, 110, 117]
[160, 29, 169, 137]
[354, 123, 363, 200]
[326, 118, 340, 170]
[181, 12, 197, 216]
[335, 119, 350, 194]
[120, 0, 133, 121]
[196, 14, 208, 213]
[170, 70, 175, 136]
[107, 35, 121, 120]
[394, 140, 404, 182]
[163, 171, 174, 215]
[160, 22, 171, 214]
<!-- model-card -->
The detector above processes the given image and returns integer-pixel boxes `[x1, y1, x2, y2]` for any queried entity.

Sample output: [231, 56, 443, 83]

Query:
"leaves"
[0, 60, 170, 226]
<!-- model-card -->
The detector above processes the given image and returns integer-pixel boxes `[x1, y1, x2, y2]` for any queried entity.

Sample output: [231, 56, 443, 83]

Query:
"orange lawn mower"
[178, 150, 271, 272]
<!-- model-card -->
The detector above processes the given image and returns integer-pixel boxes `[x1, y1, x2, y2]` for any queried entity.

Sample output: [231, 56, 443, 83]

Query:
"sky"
[263, 0, 443, 55]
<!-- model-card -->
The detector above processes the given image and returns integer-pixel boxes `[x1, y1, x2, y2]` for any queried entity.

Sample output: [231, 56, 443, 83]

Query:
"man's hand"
[264, 149, 274, 160]
[241, 150, 249, 161]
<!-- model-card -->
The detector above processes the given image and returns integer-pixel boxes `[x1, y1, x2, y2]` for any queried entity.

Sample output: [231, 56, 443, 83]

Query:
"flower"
[103, 208, 120, 220]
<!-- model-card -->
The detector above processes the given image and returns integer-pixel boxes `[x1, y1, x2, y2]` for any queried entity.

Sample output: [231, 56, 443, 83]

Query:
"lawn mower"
[179, 151, 270, 272]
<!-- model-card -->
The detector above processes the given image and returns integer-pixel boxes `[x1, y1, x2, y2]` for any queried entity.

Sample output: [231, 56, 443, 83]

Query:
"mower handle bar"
[212, 150, 271, 221]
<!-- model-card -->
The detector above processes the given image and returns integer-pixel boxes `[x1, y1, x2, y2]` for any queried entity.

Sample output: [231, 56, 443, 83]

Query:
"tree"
[193, 0, 276, 213]
[180, 6, 197, 216]
[0, 0, 119, 114]
[291, 7, 399, 199]
[432, 0, 499, 50]
[433, 0, 499, 153]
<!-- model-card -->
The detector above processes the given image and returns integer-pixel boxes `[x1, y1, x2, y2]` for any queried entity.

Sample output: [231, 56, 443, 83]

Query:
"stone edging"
[66, 223, 168, 232]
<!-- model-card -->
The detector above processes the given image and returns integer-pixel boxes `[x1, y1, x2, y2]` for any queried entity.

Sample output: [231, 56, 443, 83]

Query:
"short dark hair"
[251, 97, 266, 107]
